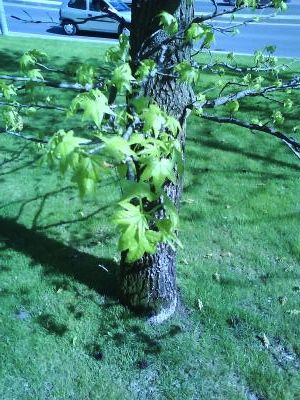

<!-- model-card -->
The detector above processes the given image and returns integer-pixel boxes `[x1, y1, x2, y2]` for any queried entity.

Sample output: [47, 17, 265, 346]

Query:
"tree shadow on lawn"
[0, 216, 118, 299]
[0, 144, 30, 167]
[189, 136, 300, 172]
[0, 50, 25, 73]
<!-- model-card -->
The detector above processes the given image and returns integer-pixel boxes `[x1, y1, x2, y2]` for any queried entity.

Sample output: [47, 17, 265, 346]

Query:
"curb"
[6, 30, 113, 43]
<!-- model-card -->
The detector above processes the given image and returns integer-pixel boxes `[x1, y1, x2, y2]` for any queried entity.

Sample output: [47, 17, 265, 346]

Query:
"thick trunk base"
[119, 243, 177, 323]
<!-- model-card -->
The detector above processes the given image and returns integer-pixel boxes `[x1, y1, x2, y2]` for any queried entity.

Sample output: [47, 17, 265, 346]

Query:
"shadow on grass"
[0, 144, 30, 167]
[37, 313, 69, 336]
[0, 50, 24, 73]
[189, 137, 300, 172]
[0, 216, 118, 299]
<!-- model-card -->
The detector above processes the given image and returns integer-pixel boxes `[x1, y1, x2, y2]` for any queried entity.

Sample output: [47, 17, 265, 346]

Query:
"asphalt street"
[2, 0, 300, 58]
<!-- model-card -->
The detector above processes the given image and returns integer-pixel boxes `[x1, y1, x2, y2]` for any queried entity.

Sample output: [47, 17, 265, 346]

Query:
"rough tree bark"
[119, 0, 195, 323]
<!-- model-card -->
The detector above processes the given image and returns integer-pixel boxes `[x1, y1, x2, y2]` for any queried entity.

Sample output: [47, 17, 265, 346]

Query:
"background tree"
[0, 0, 299, 323]
[0, 0, 9, 35]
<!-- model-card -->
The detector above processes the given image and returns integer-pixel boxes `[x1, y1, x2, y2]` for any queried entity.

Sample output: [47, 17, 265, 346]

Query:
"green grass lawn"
[0, 36, 300, 400]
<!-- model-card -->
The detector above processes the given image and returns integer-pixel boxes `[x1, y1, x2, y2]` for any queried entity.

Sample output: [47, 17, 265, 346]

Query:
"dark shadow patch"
[86, 343, 104, 361]
[0, 265, 11, 273]
[0, 288, 13, 296]
[37, 313, 68, 336]
[0, 217, 118, 299]
[67, 303, 84, 319]
[130, 325, 162, 355]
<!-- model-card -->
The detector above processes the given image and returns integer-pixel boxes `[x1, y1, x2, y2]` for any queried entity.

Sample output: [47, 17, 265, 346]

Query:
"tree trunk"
[119, 0, 194, 322]
[0, 0, 8, 35]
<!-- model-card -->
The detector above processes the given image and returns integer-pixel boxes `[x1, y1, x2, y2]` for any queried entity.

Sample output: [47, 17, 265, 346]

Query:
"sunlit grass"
[0, 36, 300, 400]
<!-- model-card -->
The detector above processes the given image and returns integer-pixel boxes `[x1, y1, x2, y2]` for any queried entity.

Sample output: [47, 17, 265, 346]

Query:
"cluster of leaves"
[34, 35, 183, 263]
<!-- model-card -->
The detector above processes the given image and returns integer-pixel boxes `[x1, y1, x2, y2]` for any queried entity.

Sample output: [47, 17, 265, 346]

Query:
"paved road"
[2, 0, 300, 58]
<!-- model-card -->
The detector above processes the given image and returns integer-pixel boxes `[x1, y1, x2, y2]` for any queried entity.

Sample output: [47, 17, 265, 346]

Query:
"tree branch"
[1, 128, 48, 143]
[0, 101, 65, 111]
[198, 61, 286, 74]
[0, 74, 93, 91]
[201, 112, 300, 160]
[202, 76, 300, 109]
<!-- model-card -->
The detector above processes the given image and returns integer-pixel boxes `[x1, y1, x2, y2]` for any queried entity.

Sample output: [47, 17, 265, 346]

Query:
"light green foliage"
[185, 23, 204, 42]
[159, 11, 178, 35]
[101, 135, 136, 161]
[272, 110, 285, 126]
[105, 34, 130, 63]
[19, 49, 47, 70]
[0, 81, 17, 99]
[111, 63, 134, 93]
[135, 59, 156, 80]
[175, 61, 199, 83]
[140, 157, 176, 191]
[69, 89, 113, 128]
[19, 49, 47, 81]
[283, 99, 293, 109]
[75, 64, 96, 85]
[184, 23, 214, 47]
[26, 68, 44, 80]
[72, 155, 103, 197]
[48, 129, 87, 159]
[141, 104, 167, 136]
[1, 106, 23, 131]
[225, 100, 240, 114]
[273, 0, 288, 10]
[113, 201, 158, 262]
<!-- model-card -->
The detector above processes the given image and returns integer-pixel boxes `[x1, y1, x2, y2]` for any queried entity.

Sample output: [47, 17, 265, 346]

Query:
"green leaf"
[27, 69, 44, 80]
[225, 100, 240, 114]
[272, 110, 284, 126]
[105, 34, 130, 63]
[175, 61, 199, 84]
[20, 53, 36, 70]
[184, 23, 204, 42]
[1, 106, 23, 131]
[72, 155, 102, 197]
[165, 116, 181, 136]
[130, 96, 150, 114]
[156, 219, 177, 248]
[120, 181, 157, 203]
[113, 202, 159, 262]
[283, 99, 293, 110]
[51, 130, 87, 159]
[69, 90, 113, 128]
[0, 82, 17, 100]
[159, 11, 178, 35]
[135, 59, 156, 80]
[141, 158, 176, 191]
[141, 104, 166, 136]
[101, 135, 136, 161]
[76, 64, 95, 85]
[111, 63, 134, 93]
[202, 29, 214, 48]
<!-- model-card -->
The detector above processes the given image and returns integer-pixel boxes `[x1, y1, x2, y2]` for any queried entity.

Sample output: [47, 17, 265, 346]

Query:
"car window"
[109, 1, 129, 11]
[89, 0, 107, 11]
[68, 0, 86, 10]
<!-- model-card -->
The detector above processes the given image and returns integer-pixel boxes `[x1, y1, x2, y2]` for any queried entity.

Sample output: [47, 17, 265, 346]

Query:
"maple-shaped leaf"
[141, 158, 176, 191]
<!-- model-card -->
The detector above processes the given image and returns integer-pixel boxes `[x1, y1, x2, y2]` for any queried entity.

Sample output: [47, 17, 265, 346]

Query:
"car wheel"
[62, 21, 77, 36]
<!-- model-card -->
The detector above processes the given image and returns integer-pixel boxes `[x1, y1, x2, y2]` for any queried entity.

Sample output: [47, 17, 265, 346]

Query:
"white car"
[59, 0, 131, 35]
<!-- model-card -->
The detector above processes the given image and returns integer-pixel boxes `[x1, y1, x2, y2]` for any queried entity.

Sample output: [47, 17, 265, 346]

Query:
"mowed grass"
[0, 36, 300, 400]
